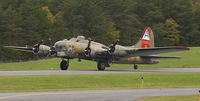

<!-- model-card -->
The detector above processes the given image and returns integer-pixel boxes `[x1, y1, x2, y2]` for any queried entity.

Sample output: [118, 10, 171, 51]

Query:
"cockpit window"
[69, 38, 77, 42]
[70, 36, 85, 42]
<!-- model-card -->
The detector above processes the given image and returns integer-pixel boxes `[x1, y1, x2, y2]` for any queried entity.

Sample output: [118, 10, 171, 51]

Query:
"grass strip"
[0, 72, 200, 92]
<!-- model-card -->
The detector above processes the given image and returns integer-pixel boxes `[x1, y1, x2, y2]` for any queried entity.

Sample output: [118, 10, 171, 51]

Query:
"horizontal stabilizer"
[141, 56, 181, 59]
[125, 46, 189, 57]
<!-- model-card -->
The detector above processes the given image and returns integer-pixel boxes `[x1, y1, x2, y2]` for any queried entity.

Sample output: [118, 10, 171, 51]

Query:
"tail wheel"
[134, 64, 138, 70]
[60, 60, 69, 70]
[97, 62, 106, 71]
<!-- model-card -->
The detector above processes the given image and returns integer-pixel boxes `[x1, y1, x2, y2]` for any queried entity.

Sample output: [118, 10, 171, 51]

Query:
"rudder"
[135, 27, 154, 48]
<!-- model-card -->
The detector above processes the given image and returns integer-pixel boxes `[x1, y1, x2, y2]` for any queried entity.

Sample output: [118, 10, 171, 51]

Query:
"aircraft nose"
[55, 41, 66, 51]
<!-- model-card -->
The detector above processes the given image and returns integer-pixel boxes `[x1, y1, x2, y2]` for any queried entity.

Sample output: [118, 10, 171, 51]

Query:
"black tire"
[60, 60, 69, 70]
[97, 62, 106, 71]
[134, 64, 138, 70]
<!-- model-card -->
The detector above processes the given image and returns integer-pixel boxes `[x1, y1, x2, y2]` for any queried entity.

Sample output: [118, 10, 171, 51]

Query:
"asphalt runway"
[0, 68, 199, 101]
[0, 68, 200, 76]
[0, 88, 199, 101]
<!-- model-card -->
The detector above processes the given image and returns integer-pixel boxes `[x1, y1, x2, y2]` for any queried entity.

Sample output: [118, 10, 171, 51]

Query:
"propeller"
[33, 40, 44, 54]
[48, 38, 53, 47]
[85, 37, 92, 57]
[47, 38, 57, 57]
[32, 38, 56, 58]
[108, 39, 120, 54]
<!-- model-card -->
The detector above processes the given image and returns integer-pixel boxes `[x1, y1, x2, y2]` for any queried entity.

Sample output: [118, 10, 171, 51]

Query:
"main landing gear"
[60, 59, 69, 70]
[134, 64, 138, 70]
[97, 61, 112, 71]
[97, 62, 106, 71]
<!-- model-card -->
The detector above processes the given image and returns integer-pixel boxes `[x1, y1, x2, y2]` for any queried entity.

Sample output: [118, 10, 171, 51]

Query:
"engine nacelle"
[35, 45, 50, 55]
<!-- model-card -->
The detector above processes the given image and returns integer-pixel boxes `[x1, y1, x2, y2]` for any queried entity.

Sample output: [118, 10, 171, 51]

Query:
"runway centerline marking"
[0, 88, 198, 101]
[0, 92, 88, 100]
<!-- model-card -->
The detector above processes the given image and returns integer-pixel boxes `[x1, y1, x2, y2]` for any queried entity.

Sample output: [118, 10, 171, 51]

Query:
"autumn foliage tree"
[0, 0, 199, 61]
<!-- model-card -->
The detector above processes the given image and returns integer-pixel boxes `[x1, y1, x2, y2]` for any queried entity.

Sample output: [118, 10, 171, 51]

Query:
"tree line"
[0, 0, 199, 61]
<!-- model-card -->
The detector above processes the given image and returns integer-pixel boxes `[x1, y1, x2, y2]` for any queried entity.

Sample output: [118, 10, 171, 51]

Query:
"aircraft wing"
[124, 46, 189, 57]
[95, 46, 189, 59]
[3, 46, 33, 52]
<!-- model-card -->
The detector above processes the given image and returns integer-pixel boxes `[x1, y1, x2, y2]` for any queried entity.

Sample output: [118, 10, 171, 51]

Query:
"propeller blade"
[87, 37, 92, 48]
[37, 40, 43, 47]
[33, 40, 44, 54]
[46, 38, 57, 58]
[85, 37, 93, 56]
[48, 38, 53, 48]
[109, 39, 120, 53]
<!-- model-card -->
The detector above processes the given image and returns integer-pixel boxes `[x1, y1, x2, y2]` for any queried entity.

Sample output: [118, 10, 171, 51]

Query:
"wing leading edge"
[3, 46, 33, 52]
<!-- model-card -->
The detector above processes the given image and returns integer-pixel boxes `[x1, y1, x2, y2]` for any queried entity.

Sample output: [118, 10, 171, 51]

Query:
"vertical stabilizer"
[135, 27, 154, 48]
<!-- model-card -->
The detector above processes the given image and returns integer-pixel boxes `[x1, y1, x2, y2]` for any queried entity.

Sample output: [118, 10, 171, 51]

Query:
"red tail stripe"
[3, 46, 8, 48]
[141, 27, 151, 48]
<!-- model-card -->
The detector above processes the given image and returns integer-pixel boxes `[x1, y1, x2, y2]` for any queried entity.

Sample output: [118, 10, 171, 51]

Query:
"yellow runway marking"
[0, 92, 86, 100]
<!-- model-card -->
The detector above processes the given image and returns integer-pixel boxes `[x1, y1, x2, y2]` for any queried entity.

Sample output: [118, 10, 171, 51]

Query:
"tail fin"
[135, 27, 154, 48]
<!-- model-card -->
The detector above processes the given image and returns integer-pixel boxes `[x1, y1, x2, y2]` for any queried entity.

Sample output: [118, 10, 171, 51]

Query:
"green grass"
[0, 47, 199, 71]
[136, 95, 198, 101]
[0, 72, 200, 92]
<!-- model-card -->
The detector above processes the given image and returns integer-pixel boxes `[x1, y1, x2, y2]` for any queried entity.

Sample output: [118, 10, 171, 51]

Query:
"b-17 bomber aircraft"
[4, 27, 189, 70]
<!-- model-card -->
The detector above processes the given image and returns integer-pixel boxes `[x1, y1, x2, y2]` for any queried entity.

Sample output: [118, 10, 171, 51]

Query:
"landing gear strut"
[97, 62, 106, 71]
[60, 59, 69, 70]
[134, 64, 138, 70]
